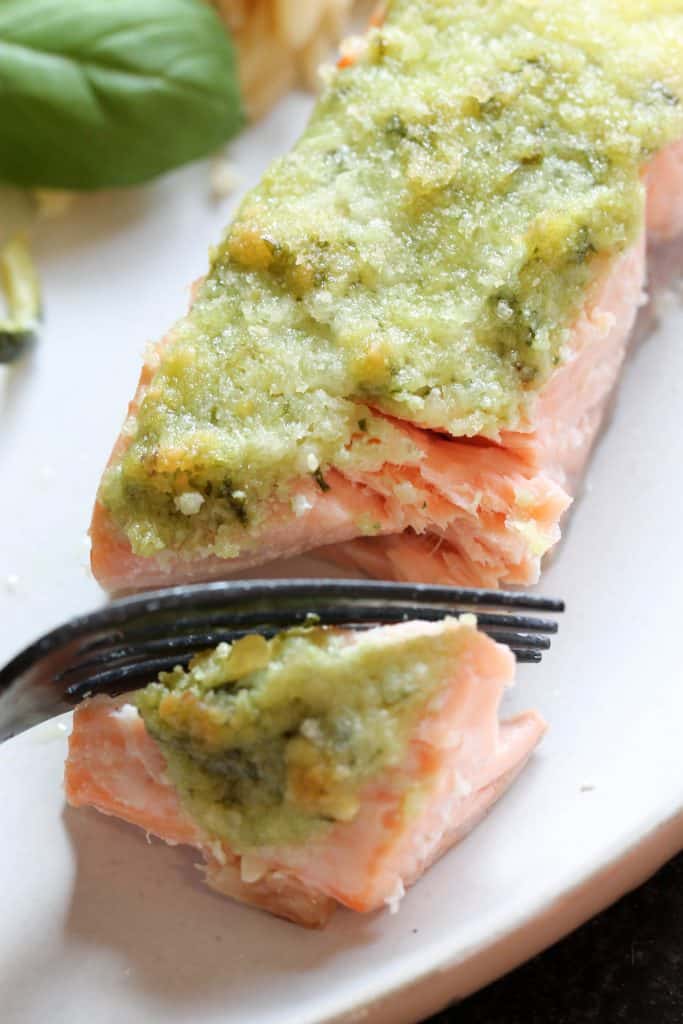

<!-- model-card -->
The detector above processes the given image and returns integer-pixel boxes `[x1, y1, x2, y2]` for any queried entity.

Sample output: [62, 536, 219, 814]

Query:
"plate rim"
[320, 808, 683, 1023]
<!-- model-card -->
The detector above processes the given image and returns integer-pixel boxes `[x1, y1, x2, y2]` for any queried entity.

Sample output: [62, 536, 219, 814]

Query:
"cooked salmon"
[65, 618, 545, 926]
[90, 4, 683, 593]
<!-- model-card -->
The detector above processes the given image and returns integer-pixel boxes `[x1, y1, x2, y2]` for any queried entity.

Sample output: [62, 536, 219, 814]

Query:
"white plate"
[1, 93, 682, 1024]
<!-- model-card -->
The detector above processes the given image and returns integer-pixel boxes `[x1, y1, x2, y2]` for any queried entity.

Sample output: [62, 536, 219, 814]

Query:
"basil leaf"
[0, 0, 244, 189]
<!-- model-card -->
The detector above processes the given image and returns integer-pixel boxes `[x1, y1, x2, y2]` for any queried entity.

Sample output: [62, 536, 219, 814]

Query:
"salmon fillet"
[92, 166, 675, 590]
[65, 619, 546, 927]
[90, 3, 683, 594]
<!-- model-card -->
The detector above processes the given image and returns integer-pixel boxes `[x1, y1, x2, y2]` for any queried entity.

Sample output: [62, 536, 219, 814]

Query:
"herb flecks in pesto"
[135, 622, 469, 850]
[101, 0, 683, 558]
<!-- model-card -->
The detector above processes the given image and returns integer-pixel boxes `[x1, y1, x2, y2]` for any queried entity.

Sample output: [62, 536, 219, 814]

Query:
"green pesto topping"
[135, 621, 470, 850]
[101, 0, 683, 558]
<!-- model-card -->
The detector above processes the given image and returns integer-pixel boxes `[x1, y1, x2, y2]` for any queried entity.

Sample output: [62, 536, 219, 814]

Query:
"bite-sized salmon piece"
[90, 3, 683, 594]
[65, 618, 546, 927]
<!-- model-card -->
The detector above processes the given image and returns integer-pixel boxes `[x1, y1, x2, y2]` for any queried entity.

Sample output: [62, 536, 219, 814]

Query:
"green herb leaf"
[312, 467, 331, 492]
[0, 236, 41, 363]
[0, 0, 244, 189]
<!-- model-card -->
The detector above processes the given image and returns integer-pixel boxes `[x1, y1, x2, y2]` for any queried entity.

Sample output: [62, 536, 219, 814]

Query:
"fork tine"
[58, 623, 552, 685]
[1, 579, 564, 713]
[67, 579, 566, 638]
[64, 656, 194, 699]
[448, 611, 558, 632]
[512, 649, 543, 663]
[70, 606, 560, 666]
[81, 605, 559, 641]
[484, 631, 551, 650]
[63, 638, 545, 701]
[55, 633, 237, 680]
[62, 618, 554, 678]
[78, 607, 558, 653]
[2, 579, 563, 674]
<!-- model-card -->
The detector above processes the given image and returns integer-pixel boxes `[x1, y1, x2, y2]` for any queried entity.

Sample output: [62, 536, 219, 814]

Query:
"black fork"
[0, 579, 564, 741]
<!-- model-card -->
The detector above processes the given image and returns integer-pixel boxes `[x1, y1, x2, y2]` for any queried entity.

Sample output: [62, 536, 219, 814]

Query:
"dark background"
[424, 853, 682, 1023]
